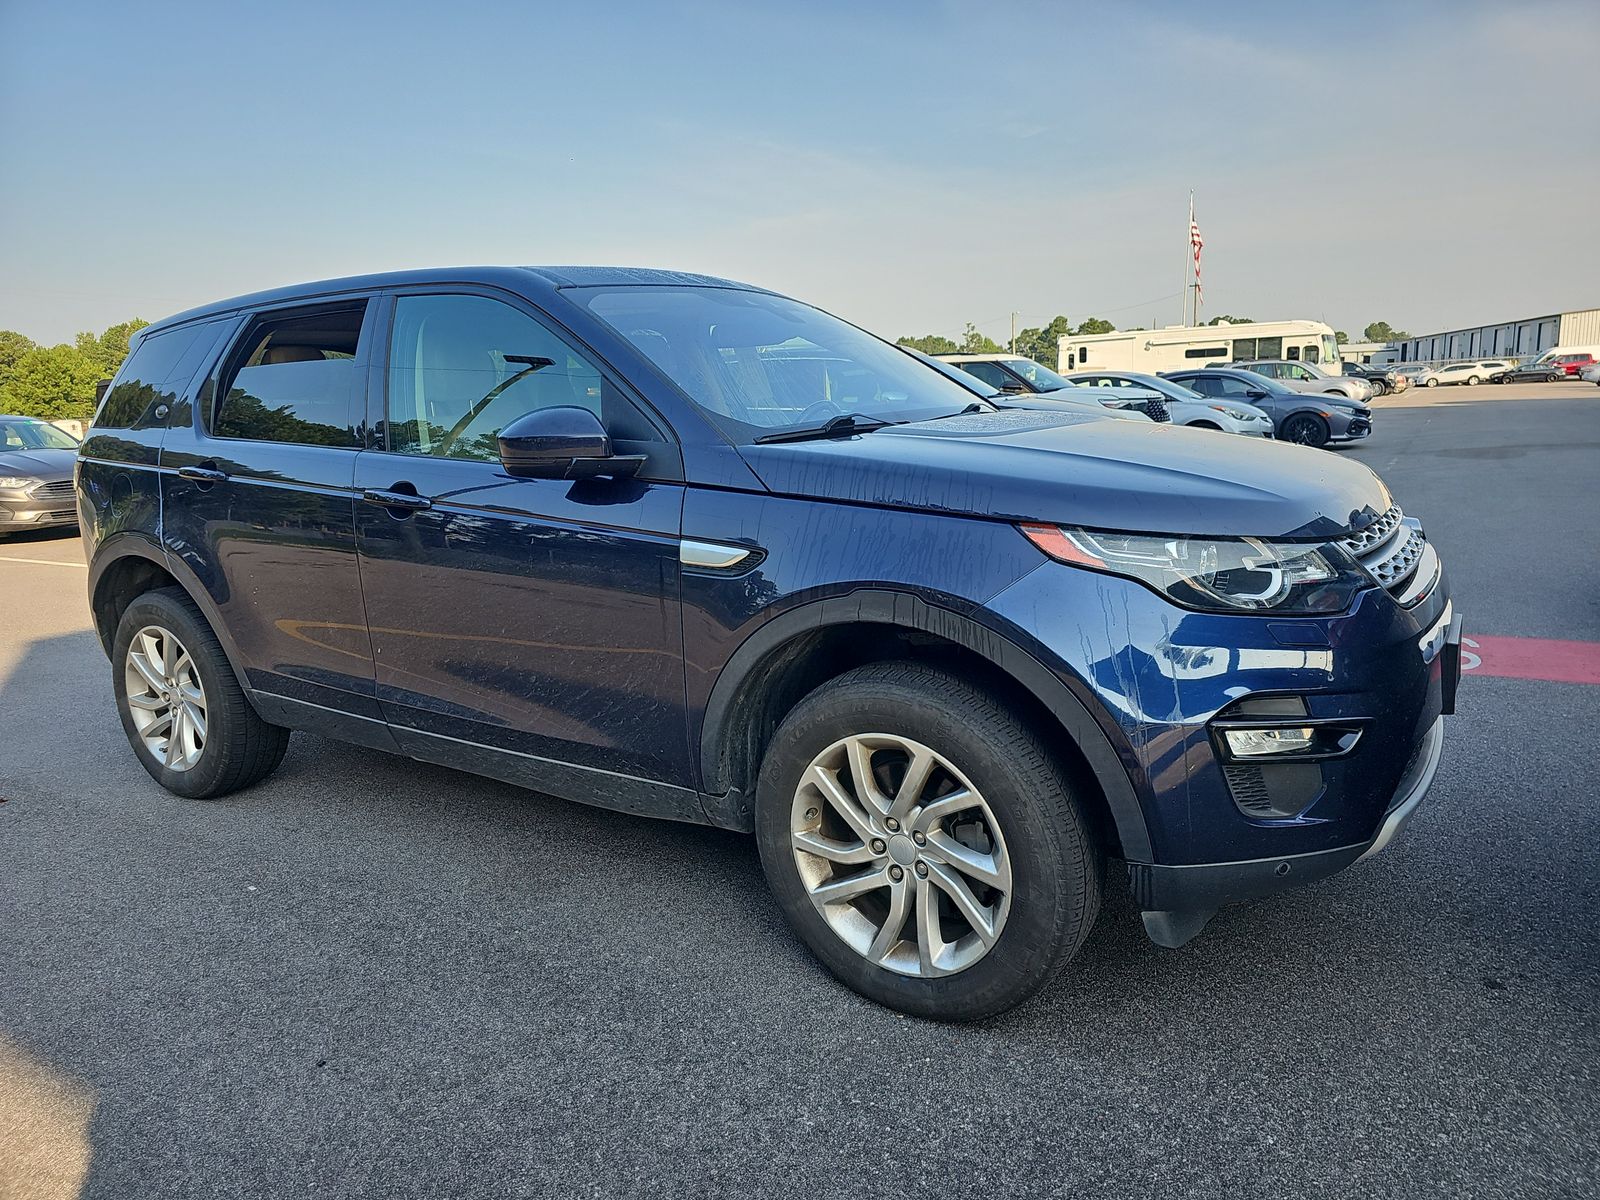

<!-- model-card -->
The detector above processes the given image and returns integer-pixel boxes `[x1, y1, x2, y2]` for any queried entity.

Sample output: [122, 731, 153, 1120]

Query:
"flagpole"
[1183, 192, 1192, 327]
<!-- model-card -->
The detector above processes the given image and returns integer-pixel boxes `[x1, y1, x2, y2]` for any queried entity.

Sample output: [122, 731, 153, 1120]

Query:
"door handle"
[361, 488, 432, 512]
[177, 464, 228, 484]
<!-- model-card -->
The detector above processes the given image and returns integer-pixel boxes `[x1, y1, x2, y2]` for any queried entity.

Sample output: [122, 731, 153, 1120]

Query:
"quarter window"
[957, 361, 1017, 390]
[1184, 346, 1228, 359]
[213, 305, 366, 446]
[95, 323, 216, 431]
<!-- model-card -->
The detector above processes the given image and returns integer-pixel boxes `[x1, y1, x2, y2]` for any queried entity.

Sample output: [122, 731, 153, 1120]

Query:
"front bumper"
[981, 556, 1458, 949]
[0, 495, 80, 531]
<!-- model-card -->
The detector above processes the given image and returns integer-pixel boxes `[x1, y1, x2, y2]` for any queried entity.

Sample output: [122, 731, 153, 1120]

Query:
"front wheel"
[1426, 376, 1439, 387]
[1279, 413, 1331, 447]
[1467, 375, 1480, 385]
[755, 662, 1101, 1021]
[113, 588, 290, 799]
[1189, 420, 1222, 430]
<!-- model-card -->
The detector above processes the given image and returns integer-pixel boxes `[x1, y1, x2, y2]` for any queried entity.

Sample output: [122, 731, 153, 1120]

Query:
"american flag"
[1189, 197, 1204, 304]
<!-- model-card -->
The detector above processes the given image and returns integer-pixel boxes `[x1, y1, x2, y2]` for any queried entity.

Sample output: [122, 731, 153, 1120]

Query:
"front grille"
[31, 479, 74, 500]
[1337, 504, 1426, 594]
[1142, 398, 1171, 422]
[1223, 765, 1275, 816]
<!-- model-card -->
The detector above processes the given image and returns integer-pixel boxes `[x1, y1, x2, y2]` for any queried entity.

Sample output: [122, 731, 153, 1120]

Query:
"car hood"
[0, 446, 76, 481]
[739, 408, 1390, 539]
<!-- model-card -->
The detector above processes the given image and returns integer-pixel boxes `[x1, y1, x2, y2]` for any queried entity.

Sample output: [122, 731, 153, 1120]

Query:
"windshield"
[1001, 358, 1074, 391]
[577, 287, 985, 441]
[0, 418, 80, 450]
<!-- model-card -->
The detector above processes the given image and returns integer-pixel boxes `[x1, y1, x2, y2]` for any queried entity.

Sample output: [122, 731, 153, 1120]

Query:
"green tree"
[1014, 315, 1072, 365]
[1362, 320, 1410, 343]
[959, 323, 1003, 354]
[896, 333, 959, 355]
[0, 319, 150, 421]
[0, 343, 107, 420]
[1206, 314, 1254, 326]
[1335, 330, 1349, 344]
[1073, 317, 1116, 336]
[0, 330, 38, 379]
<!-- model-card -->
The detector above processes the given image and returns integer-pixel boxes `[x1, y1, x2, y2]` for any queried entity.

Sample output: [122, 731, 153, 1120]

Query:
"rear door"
[160, 297, 388, 742]
[351, 289, 694, 797]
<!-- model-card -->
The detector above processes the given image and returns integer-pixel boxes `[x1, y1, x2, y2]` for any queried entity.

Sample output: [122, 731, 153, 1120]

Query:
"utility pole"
[1010, 312, 1018, 354]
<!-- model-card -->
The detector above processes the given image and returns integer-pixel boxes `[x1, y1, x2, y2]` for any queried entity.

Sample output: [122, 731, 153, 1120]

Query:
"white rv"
[1059, 320, 1344, 376]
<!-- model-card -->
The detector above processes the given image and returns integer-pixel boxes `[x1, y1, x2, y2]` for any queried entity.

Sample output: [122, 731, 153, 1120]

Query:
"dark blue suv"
[77, 267, 1461, 1020]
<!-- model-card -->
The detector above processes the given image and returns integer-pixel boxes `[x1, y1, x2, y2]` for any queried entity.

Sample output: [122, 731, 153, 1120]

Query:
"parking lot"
[2, 383, 1596, 1198]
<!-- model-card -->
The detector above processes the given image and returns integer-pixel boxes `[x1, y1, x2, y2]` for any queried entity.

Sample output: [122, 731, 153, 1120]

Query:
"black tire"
[754, 662, 1102, 1021]
[1279, 413, 1331, 447]
[112, 587, 290, 799]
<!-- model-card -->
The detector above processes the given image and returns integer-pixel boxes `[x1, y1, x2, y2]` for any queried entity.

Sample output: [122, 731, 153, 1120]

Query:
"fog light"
[1223, 727, 1316, 758]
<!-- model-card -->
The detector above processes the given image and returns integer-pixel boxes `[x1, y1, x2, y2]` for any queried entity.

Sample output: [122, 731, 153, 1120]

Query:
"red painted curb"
[1462, 635, 1600, 686]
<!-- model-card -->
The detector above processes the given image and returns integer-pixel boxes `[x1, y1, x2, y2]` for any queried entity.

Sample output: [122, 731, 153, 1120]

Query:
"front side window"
[1304, 343, 1321, 364]
[385, 294, 663, 462]
[578, 286, 983, 442]
[1001, 358, 1073, 391]
[213, 305, 366, 446]
[1286, 345, 1301, 360]
[956, 360, 1016, 390]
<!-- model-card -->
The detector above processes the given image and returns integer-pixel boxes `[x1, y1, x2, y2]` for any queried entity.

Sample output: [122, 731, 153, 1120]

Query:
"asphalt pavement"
[1, 382, 1596, 1199]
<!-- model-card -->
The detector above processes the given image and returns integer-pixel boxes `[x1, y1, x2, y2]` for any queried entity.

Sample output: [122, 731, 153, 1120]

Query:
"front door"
[353, 290, 693, 796]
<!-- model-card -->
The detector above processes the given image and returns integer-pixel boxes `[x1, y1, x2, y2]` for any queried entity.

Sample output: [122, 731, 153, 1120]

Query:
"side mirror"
[497, 406, 643, 480]
[1000, 382, 1029, 394]
[1246, 389, 1269, 400]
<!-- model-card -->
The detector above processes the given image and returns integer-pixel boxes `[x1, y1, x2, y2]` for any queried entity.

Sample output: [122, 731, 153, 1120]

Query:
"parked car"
[1061, 370, 1274, 437]
[1490, 361, 1564, 384]
[904, 349, 1151, 422]
[1418, 361, 1507, 387]
[1232, 359, 1373, 403]
[936, 354, 1170, 421]
[1579, 361, 1600, 385]
[1164, 367, 1373, 447]
[79, 266, 1458, 1021]
[1545, 351, 1597, 378]
[0, 415, 81, 535]
[1339, 362, 1398, 396]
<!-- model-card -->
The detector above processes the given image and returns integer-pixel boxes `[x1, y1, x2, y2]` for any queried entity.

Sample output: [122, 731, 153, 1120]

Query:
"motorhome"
[1059, 320, 1343, 376]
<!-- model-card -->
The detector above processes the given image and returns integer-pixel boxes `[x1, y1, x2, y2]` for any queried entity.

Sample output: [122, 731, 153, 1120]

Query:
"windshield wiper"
[754, 413, 902, 444]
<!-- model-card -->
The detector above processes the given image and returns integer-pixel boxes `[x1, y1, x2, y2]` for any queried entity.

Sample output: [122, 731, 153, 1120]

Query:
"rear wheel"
[1467, 375, 1480, 385]
[1279, 413, 1330, 447]
[755, 662, 1101, 1021]
[113, 588, 290, 799]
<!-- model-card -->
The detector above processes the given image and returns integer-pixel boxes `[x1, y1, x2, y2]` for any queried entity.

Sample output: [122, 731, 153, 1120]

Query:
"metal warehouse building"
[1383, 306, 1600, 364]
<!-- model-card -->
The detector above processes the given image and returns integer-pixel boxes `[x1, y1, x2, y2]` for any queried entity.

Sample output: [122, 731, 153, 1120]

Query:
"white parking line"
[0, 557, 86, 568]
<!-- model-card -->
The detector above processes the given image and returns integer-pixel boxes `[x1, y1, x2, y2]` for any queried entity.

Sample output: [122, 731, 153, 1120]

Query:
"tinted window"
[213, 306, 365, 446]
[1286, 346, 1301, 360]
[1231, 338, 1256, 359]
[1184, 346, 1227, 359]
[1255, 336, 1283, 358]
[386, 294, 663, 462]
[1214, 376, 1260, 398]
[957, 361, 1016, 390]
[94, 324, 214, 431]
[1182, 375, 1221, 397]
[1305, 343, 1321, 363]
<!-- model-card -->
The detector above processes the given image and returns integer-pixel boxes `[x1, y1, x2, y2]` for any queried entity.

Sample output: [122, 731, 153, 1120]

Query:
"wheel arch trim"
[697, 589, 1153, 862]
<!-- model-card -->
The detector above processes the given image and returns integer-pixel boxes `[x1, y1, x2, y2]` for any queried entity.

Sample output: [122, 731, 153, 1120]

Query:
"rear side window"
[212, 304, 366, 447]
[94, 323, 216, 431]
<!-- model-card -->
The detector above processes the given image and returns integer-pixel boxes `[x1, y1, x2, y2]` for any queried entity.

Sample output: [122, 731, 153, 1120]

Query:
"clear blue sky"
[2, 0, 1596, 345]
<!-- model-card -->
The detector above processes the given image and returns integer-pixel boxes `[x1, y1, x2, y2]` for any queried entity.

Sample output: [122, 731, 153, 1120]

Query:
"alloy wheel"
[789, 733, 1012, 978]
[124, 625, 208, 771]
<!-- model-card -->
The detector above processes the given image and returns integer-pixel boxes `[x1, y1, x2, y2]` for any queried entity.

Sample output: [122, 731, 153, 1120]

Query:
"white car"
[1061, 371, 1274, 437]
[904, 349, 1151, 421]
[1579, 361, 1600, 385]
[1232, 359, 1373, 402]
[1419, 361, 1508, 387]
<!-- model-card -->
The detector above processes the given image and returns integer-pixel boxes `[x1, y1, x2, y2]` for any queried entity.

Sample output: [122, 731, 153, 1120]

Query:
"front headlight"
[1019, 524, 1369, 614]
[0, 476, 35, 490]
[1209, 405, 1254, 421]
